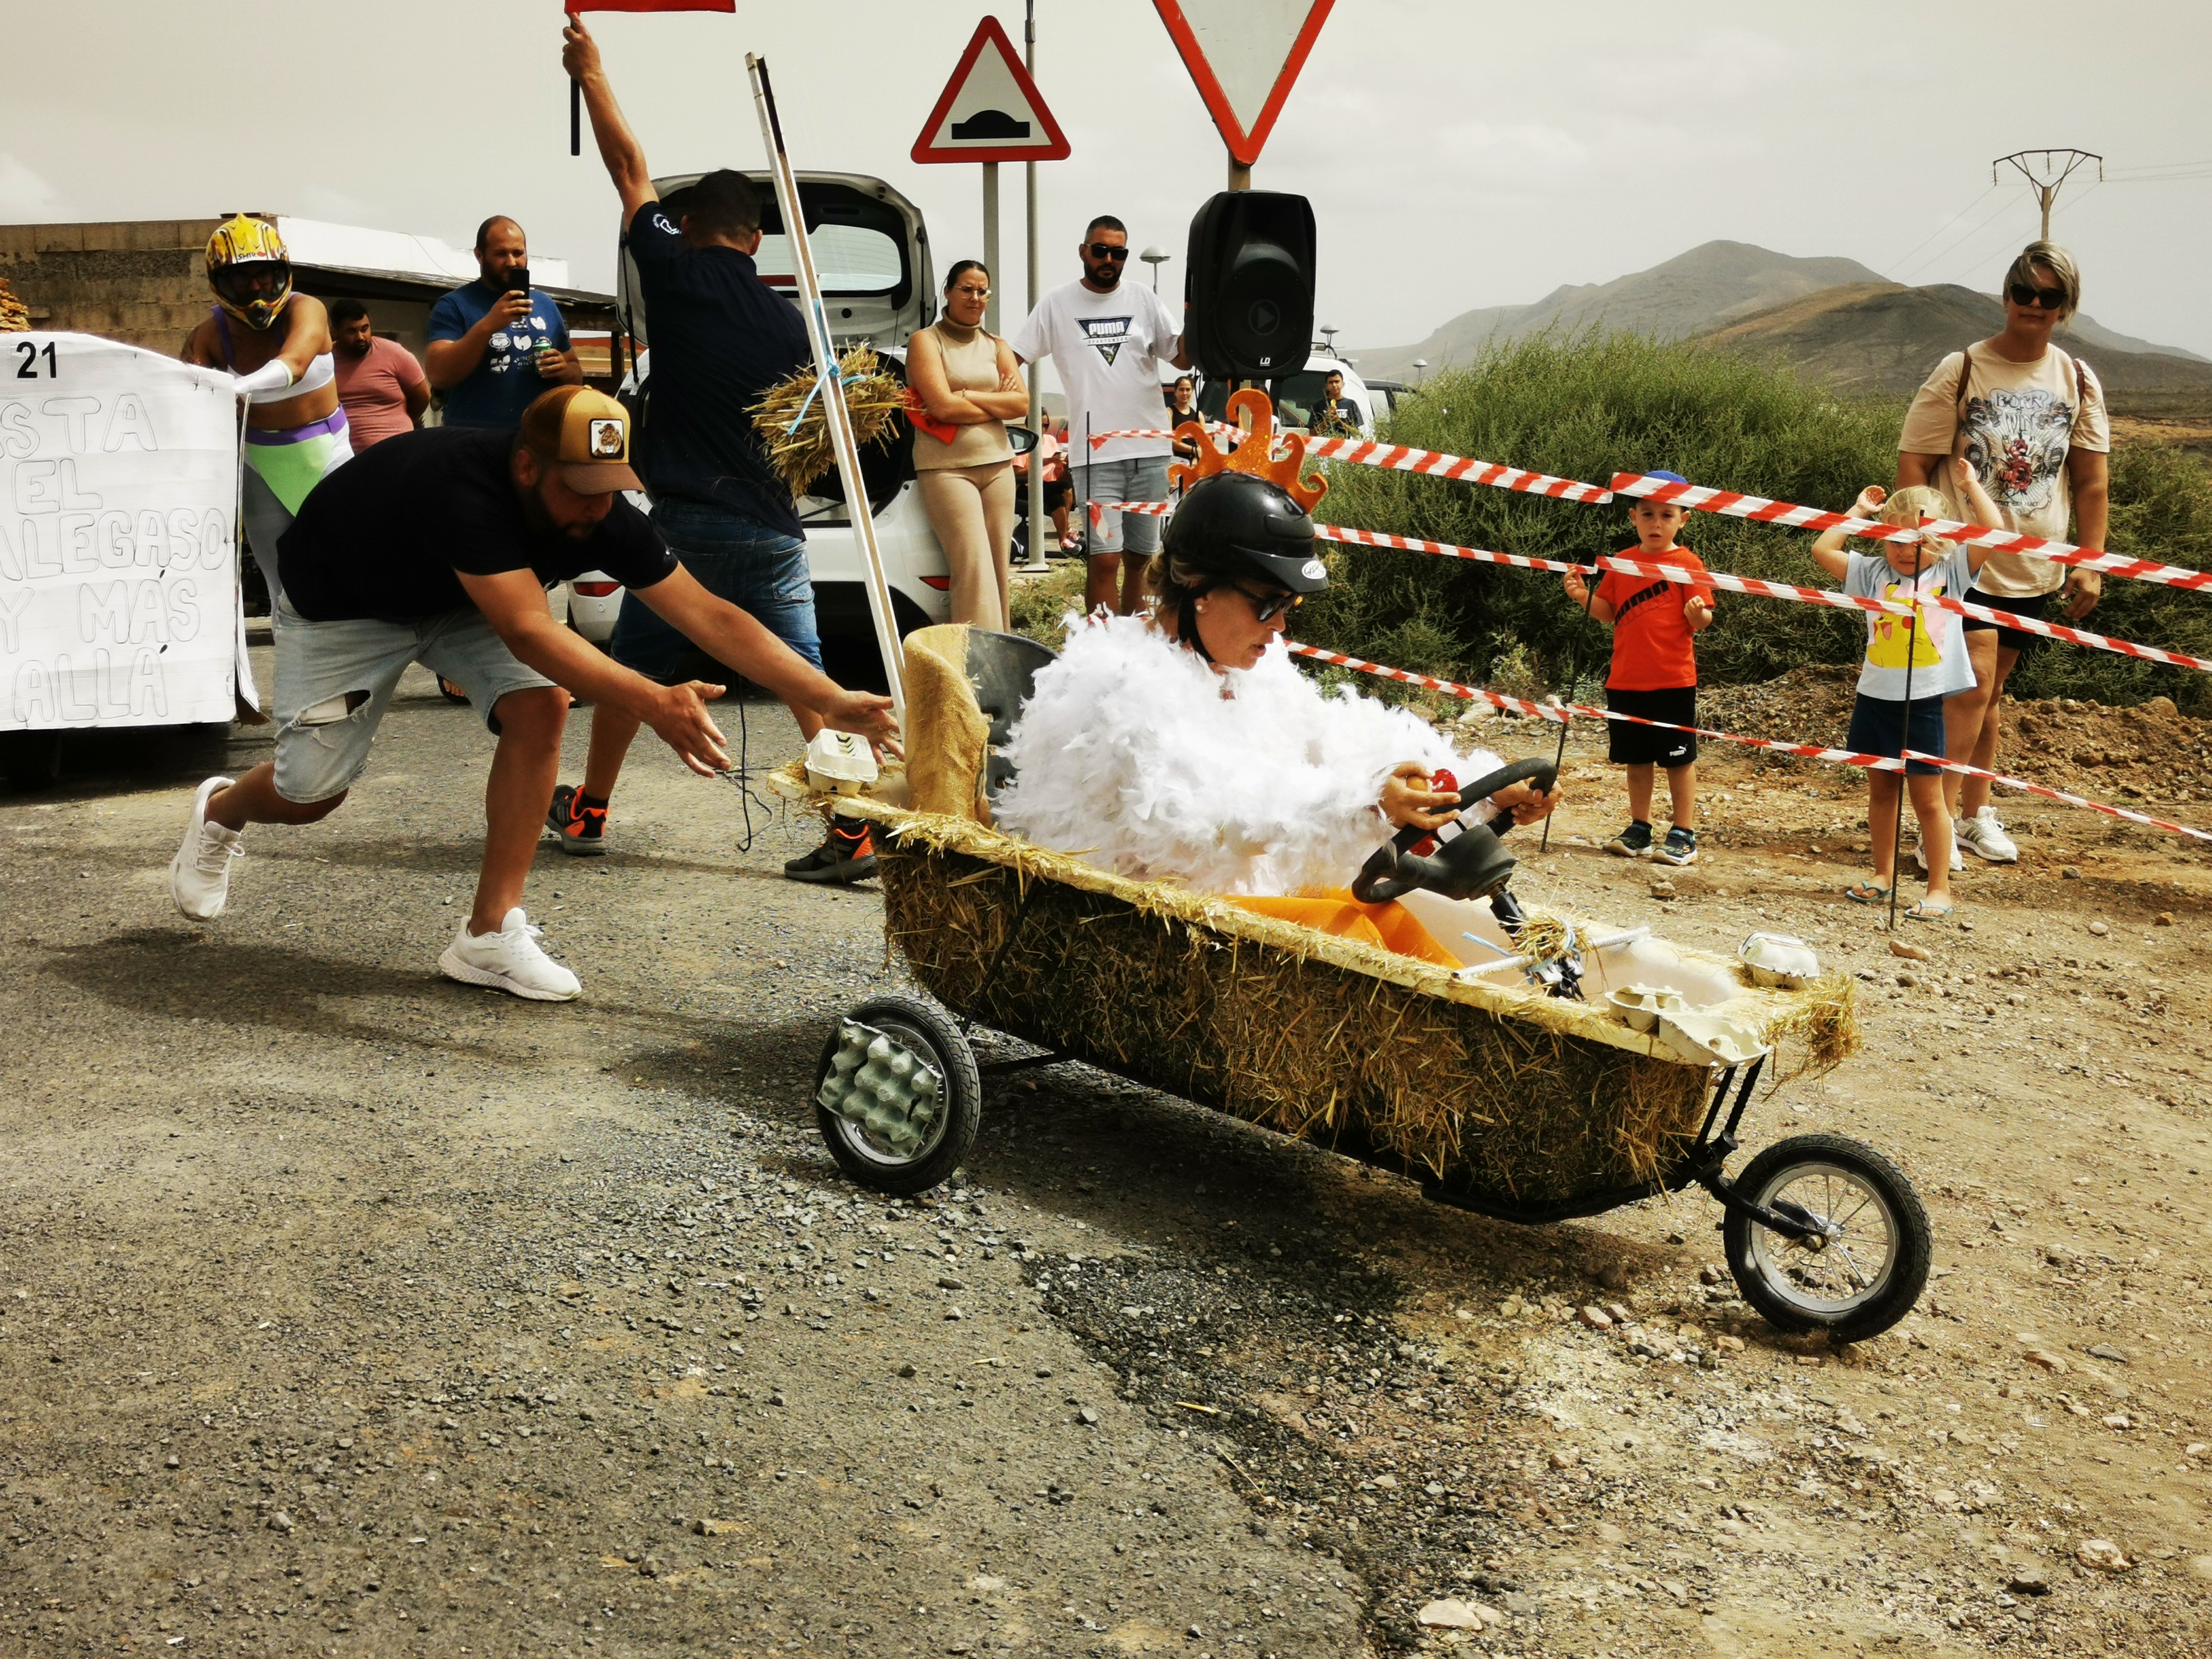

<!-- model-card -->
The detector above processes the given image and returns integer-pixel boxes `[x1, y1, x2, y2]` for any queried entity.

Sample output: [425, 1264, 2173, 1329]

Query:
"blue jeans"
[611, 500, 822, 682]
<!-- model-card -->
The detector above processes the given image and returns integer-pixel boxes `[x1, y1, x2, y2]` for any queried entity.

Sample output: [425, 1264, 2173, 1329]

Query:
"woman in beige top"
[907, 260, 1030, 630]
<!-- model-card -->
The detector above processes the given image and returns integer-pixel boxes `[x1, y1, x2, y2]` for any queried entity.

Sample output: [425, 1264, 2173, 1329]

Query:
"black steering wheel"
[1350, 757, 1558, 905]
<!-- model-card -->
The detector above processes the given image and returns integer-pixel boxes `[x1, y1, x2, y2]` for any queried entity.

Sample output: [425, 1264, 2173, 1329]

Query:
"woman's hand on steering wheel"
[1490, 780, 1564, 826]
[1379, 762, 1464, 831]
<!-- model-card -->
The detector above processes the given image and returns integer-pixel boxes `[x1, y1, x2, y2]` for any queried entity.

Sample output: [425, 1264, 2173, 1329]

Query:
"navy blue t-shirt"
[629, 201, 809, 538]
[426, 281, 572, 429]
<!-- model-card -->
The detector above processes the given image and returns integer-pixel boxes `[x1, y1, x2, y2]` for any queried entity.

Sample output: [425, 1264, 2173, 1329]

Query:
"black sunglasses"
[1085, 243, 1130, 260]
[1233, 585, 1302, 623]
[2008, 281, 2067, 310]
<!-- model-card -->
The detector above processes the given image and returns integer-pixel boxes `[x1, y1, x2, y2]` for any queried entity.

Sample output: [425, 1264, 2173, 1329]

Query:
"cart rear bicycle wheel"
[1723, 1133, 1930, 1342]
[812, 994, 980, 1196]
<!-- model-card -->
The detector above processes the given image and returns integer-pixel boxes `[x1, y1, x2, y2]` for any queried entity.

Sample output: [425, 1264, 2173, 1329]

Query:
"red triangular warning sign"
[911, 17, 1071, 165]
[1151, 0, 1336, 167]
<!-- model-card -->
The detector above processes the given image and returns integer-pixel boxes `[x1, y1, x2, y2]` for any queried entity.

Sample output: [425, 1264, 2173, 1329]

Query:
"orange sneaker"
[545, 784, 608, 857]
[783, 819, 876, 883]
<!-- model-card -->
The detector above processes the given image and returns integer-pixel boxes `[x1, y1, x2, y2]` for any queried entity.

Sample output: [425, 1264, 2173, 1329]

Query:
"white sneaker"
[169, 776, 242, 920]
[1910, 840, 1965, 874]
[439, 907, 581, 1001]
[1958, 805, 2020, 863]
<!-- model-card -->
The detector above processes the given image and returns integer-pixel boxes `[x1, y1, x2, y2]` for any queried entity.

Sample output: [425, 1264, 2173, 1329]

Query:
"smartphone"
[507, 265, 531, 300]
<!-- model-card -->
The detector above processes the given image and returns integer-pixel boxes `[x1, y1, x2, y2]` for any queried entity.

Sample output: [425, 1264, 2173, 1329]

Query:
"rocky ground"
[2, 642, 2210, 1658]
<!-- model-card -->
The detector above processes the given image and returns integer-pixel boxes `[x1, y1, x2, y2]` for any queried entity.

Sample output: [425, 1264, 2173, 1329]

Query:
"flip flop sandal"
[1904, 900, 1956, 922]
[1845, 880, 1892, 904]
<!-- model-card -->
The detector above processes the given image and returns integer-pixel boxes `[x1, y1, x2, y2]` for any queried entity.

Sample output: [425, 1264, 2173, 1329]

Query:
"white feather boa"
[996, 616, 1504, 896]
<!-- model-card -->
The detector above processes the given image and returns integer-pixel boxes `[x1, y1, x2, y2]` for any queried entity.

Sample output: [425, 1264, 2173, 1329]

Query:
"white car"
[1196, 352, 1376, 440]
[613, 172, 973, 670]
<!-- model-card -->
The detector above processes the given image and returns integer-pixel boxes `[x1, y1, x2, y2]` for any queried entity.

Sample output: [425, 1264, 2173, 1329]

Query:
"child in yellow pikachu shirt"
[1812, 458, 2003, 922]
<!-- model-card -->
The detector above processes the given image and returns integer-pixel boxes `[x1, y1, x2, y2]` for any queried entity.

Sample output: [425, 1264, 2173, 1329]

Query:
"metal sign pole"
[747, 53, 907, 722]
[982, 161, 1001, 338]
[1021, 0, 1048, 573]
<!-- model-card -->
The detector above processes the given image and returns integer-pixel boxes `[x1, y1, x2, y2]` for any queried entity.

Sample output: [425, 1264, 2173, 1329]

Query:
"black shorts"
[1606, 685, 1698, 767]
[1959, 584, 2051, 657]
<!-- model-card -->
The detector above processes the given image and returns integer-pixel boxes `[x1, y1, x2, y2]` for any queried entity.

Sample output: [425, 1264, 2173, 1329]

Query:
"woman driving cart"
[996, 420, 1562, 965]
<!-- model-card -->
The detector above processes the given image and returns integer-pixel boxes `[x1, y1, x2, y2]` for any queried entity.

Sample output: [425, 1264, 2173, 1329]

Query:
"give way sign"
[1151, 0, 1336, 167]
[911, 16, 1071, 165]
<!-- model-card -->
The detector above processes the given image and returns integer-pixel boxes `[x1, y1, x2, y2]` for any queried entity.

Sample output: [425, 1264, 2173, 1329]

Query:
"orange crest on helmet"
[1167, 387, 1327, 512]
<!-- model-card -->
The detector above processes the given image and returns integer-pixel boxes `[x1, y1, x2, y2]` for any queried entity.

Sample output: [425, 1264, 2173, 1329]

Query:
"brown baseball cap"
[518, 385, 642, 494]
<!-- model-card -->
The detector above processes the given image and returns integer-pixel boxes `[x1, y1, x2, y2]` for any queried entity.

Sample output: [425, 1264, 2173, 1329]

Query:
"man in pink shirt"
[330, 300, 430, 449]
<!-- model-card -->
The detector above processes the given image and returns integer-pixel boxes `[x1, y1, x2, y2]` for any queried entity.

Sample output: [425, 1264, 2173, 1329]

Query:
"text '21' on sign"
[910, 16, 1070, 164]
[1151, 0, 1335, 168]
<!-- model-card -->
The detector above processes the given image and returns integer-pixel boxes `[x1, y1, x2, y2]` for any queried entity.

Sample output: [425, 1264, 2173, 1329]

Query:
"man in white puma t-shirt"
[1011, 215, 1188, 614]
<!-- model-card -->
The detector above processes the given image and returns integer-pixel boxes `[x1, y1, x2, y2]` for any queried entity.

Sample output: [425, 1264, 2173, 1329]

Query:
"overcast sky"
[10, 1, 2211, 358]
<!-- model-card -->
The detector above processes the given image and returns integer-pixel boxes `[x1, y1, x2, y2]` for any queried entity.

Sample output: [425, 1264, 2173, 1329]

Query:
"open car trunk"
[617, 171, 934, 352]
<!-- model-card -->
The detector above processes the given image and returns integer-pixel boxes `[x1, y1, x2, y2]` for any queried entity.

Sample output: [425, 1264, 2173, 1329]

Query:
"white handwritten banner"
[1, 333, 240, 729]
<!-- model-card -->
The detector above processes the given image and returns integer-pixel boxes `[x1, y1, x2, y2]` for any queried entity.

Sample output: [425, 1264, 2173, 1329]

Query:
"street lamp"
[1140, 245, 1170, 292]
[1412, 357, 1428, 386]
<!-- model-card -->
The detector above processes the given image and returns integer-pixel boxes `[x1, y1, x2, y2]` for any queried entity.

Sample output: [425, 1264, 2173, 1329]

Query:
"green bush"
[1302, 331, 2212, 711]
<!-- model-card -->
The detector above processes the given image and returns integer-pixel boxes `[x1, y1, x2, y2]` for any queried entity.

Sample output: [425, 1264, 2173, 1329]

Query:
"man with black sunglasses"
[1011, 215, 1189, 614]
[1897, 239, 2110, 870]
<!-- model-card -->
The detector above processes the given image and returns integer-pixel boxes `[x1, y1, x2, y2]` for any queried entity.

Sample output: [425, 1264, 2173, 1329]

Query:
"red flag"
[569, 2, 734, 10]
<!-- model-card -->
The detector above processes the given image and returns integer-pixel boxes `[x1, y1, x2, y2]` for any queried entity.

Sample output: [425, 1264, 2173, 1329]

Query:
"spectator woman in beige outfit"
[908, 260, 1030, 630]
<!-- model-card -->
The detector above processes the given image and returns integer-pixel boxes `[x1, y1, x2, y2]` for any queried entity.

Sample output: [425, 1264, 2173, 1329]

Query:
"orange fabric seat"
[1228, 887, 1461, 968]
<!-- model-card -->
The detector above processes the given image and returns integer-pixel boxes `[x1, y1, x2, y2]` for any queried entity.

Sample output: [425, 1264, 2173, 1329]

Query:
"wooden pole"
[747, 54, 907, 723]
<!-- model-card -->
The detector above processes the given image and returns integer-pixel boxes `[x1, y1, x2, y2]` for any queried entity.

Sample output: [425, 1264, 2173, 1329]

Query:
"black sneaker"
[1653, 826, 1700, 866]
[784, 819, 877, 884]
[545, 783, 608, 857]
[1603, 821, 1654, 859]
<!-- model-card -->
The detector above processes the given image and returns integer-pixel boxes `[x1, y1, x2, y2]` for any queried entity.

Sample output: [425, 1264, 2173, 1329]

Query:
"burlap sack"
[900, 623, 990, 821]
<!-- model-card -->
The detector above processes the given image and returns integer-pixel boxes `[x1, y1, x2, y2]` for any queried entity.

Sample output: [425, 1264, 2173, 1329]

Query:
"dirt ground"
[3, 646, 2210, 1658]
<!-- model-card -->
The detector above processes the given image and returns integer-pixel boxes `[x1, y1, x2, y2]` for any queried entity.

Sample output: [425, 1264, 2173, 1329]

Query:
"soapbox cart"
[779, 627, 1931, 1342]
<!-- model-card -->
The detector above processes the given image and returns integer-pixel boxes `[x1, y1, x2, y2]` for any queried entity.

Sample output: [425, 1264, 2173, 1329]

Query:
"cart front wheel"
[813, 994, 980, 1196]
[1723, 1133, 1930, 1342]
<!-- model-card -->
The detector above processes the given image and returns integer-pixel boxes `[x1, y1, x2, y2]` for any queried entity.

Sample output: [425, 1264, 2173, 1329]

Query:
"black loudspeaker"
[1184, 190, 1316, 382]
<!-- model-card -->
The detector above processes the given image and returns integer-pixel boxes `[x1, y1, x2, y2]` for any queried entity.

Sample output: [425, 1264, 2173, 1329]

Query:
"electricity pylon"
[1992, 149, 2103, 240]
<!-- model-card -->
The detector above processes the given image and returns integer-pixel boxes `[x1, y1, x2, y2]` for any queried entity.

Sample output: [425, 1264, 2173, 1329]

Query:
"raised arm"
[563, 15, 657, 223]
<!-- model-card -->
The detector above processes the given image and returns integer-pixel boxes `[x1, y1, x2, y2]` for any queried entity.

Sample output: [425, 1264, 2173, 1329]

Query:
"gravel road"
[4, 648, 2210, 1658]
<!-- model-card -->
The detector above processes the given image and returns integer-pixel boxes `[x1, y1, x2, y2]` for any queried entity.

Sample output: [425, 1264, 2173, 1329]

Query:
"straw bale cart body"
[786, 628, 1930, 1341]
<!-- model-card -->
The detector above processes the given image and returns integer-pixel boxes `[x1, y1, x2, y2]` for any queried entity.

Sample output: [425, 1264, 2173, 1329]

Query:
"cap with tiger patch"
[518, 385, 642, 494]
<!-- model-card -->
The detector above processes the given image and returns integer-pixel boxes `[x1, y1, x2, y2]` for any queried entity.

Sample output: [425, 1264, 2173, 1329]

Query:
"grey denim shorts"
[270, 597, 555, 803]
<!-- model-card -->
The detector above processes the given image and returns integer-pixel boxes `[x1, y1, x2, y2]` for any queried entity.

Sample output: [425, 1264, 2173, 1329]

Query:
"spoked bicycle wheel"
[1723, 1133, 1931, 1342]
[812, 994, 981, 1197]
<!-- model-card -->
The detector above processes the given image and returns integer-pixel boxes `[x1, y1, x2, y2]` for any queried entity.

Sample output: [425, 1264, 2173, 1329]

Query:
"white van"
[1196, 352, 1376, 439]
[611, 171, 967, 666]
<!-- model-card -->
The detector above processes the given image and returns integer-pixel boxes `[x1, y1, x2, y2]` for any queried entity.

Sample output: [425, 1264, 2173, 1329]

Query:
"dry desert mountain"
[1359, 241, 2210, 415]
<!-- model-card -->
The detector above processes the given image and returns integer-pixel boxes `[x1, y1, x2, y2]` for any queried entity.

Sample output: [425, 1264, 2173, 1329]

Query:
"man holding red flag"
[555, 12, 876, 882]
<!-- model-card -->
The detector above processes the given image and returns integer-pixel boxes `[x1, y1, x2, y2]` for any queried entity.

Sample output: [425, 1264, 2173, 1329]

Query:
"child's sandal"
[1903, 899, 1956, 922]
[1845, 880, 1891, 905]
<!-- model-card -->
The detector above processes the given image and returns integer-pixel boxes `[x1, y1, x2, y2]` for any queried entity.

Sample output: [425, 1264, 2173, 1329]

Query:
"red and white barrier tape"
[1612, 471, 2212, 593]
[1286, 642, 2212, 845]
[1285, 642, 1906, 769]
[1082, 426, 2211, 594]
[1086, 426, 1613, 505]
[1313, 523, 2212, 676]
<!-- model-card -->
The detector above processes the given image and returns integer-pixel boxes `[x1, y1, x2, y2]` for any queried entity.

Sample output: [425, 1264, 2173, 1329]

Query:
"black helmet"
[1162, 471, 1330, 595]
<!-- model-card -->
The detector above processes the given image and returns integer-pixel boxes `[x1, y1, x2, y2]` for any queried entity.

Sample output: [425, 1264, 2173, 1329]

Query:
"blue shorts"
[1846, 691, 1947, 777]
[611, 499, 822, 683]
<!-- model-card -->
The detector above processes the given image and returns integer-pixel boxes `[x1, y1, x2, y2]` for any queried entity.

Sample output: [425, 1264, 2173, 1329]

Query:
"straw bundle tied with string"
[749, 344, 905, 495]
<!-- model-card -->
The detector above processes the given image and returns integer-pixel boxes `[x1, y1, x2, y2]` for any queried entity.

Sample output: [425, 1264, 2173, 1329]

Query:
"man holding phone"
[426, 216, 583, 428]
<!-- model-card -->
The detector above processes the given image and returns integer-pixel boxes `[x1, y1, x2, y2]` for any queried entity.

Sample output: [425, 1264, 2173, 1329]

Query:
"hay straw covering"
[749, 344, 906, 496]
[773, 765, 1858, 1202]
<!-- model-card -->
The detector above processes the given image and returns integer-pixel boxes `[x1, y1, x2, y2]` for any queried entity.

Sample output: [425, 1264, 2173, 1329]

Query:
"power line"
[1879, 183, 1999, 280]
[1892, 188, 2024, 286]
